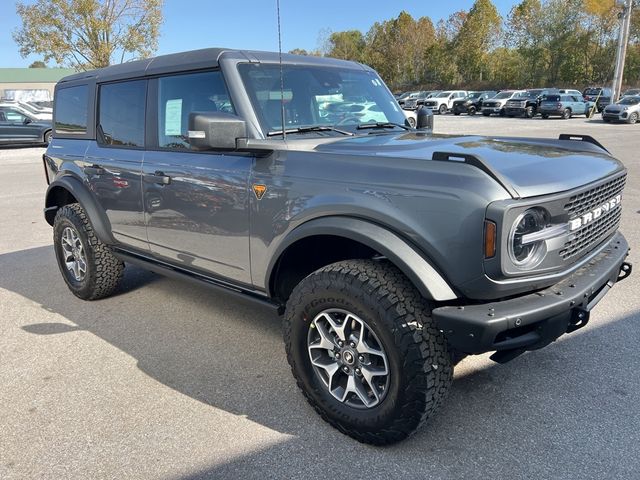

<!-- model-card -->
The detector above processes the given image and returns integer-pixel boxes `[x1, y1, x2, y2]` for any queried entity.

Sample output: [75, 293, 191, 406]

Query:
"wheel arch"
[266, 216, 457, 303]
[45, 176, 116, 245]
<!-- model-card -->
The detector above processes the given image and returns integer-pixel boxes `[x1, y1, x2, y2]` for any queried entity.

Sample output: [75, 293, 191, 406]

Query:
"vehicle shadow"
[1, 245, 639, 478]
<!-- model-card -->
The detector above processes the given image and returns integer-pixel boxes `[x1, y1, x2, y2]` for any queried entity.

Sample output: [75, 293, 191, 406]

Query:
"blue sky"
[0, 0, 518, 67]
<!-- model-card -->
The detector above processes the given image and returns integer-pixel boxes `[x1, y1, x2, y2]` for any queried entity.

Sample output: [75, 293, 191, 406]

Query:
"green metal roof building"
[0, 68, 76, 101]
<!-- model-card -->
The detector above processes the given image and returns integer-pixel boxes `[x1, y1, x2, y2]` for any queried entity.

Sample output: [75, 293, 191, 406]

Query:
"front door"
[142, 70, 252, 284]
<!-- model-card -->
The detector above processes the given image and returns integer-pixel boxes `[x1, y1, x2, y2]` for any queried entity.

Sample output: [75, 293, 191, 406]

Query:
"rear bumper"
[433, 231, 630, 357]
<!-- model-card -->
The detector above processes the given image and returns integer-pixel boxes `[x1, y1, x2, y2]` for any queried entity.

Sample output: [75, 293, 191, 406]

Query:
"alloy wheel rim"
[307, 309, 389, 409]
[60, 226, 87, 281]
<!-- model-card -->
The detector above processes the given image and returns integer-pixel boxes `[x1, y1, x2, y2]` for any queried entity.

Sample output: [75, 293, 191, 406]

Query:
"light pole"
[611, 0, 634, 103]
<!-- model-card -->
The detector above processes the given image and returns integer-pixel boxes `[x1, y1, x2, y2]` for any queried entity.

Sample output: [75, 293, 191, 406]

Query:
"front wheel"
[284, 259, 453, 445]
[468, 106, 476, 116]
[525, 106, 535, 118]
[438, 104, 447, 115]
[628, 112, 638, 124]
[53, 203, 125, 300]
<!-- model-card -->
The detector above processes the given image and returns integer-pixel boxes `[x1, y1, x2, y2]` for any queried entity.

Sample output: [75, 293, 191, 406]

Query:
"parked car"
[0, 106, 52, 145]
[43, 47, 631, 445]
[583, 87, 612, 112]
[621, 88, 640, 98]
[539, 94, 593, 119]
[402, 91, 439, 110]
[504, 89, 559, 118]
[396, 91, 415, 107]
[451, 91, 497, 116]
[602, 95, 640, 124]
[0, 101, 52, 121]
[481, 90, 525, 116]
[422, 90, 467, 114]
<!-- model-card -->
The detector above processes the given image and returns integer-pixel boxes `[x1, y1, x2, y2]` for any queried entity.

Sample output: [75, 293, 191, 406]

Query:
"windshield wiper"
[356, 122, 409, 131]
[267, 126, 354, 137]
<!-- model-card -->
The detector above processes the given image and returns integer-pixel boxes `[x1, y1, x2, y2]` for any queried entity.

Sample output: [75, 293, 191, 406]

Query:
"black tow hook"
[617, 262, 632, 283]
[567, 309, 590, 333]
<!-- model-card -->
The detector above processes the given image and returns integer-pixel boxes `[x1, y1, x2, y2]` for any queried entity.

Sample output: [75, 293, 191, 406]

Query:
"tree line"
[291, 0, 640, 91]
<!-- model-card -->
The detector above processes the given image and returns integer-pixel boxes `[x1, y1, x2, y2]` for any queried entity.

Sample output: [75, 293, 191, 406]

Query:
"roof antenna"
[276, 0, 286, 140]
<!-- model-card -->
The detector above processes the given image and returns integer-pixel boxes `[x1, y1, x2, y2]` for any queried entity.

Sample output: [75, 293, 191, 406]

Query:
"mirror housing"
[23, 117, 32, 125]
[416, 106, 434, 131]
[188, 112, 247, 151]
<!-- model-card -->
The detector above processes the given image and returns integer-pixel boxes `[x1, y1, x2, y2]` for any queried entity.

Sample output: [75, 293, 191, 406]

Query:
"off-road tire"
[284, 259, 453, 445]
[53, 203, 124, 300]
[627, 112, 638, 124]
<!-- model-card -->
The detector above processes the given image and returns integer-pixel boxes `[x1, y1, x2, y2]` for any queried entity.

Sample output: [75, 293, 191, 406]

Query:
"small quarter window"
[157, 71, 234, 150]
[98, 80, 146, 147]
[54, 85, 88, 135]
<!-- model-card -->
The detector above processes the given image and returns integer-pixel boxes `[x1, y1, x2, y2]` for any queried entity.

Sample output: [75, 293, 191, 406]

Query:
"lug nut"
[355, 368, 362, 376]
[349, 341, 356, 348]
[335, 352, 341, 359]
[338, 340, 344, 347]
[358, 355, 364, 362]
[342, 366, 350, 373]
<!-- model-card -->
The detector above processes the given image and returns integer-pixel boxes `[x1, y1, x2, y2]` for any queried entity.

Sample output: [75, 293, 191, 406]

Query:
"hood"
[312, 133, 623, 199]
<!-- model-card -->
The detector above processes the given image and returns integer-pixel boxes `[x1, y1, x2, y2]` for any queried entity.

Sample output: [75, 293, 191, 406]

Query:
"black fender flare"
[266, 216, 457, 302]
[44, 175, 116, 245]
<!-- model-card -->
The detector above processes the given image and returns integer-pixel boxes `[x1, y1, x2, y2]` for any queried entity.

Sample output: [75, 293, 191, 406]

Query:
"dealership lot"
[1, 116, 639, 479]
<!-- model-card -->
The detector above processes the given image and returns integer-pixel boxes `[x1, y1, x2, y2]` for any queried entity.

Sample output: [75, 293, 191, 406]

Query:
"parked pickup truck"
[481, 90, 525, 116]
[422, 90, 467, 114]
[43, 48, 631, 446]
[504, 88, 559, 118]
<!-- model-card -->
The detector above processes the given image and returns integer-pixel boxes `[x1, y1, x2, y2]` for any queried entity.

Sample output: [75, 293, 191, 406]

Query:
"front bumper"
[482, 106, 503, 114]
[433, 232, 630, 359]
[504, 107, 525, 116]
[602, 111, 628, 121]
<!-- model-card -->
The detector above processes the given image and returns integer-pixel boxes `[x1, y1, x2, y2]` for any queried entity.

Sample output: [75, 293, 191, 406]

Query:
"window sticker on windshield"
[165, 98, 182, 136]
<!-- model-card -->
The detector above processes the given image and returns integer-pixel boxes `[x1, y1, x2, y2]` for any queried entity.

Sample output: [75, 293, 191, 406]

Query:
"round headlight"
[508, 207, 549, 269]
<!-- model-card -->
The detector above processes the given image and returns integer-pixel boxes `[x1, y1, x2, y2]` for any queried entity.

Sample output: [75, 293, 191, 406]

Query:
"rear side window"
[157, 70, 234, 150]
[55, 85, 88, 135]
[98, 80, 146, 147]
[546, 95, 560, 102]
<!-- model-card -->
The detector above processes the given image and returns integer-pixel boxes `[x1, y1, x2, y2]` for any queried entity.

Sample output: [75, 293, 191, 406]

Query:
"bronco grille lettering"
[568, 194, 622, 231]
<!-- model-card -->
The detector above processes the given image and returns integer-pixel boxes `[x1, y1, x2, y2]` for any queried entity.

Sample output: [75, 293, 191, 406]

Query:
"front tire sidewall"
[628, 113, 638, 124]
[288, 287, 404, 430]
[438, 104, 447, 115]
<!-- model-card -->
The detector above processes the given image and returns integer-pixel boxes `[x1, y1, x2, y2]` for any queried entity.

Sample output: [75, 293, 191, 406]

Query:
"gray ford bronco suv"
[43, 48, 632, 445]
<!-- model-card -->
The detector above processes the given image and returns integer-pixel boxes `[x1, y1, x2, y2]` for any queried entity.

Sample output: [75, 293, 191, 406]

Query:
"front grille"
[560, 173, 626, 260]
[506, 101, 524, 108]
[564, 174, 626, 217]
[484, 102, 498, 108]
[560, 208, 621, 260]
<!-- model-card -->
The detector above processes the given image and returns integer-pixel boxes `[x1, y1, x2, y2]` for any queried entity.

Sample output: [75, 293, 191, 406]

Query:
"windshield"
[513, 92, 534, 99]
[618, 96, 640, 105]
[623, 90, 640, 96]
[238, 63, 407, 135]
[435, 91, 452, 98]
[584, 88, 602, 95]
[467, 92, 482, 99]
[494, 91, 514, 99]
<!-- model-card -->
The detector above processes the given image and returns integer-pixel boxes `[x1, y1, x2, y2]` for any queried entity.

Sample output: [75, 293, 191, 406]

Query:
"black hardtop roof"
[58, 47, 369, 85]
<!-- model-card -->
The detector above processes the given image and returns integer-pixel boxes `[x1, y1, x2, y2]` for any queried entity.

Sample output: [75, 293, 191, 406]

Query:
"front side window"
[3, 108, 29, 123]
[55, 85, 88, 135]
[238, 63, 406, 135]
[157, 71, 234, 150]
[98, 80, 146, 147]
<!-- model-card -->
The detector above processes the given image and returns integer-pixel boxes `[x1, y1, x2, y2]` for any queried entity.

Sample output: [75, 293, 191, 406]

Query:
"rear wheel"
[53, 203, 124, 300]
[562, 108, 572, 120]
[284, 259, 453, 445]
[44, 130, 52, 145]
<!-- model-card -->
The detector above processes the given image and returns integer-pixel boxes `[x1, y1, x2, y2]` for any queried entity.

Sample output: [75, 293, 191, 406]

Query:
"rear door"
[142, 70, 252, 284]
[84, 80, 148, 250]
[0, 108, 40, 143]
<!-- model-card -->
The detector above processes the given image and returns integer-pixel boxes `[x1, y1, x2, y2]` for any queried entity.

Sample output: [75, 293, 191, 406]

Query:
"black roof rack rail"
[431, 151, 519, 199]
[558, 134, 609, 154]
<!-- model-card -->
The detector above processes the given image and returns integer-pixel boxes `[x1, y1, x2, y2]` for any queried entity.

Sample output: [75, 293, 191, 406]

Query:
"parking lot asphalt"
[1, 115, 639, 480]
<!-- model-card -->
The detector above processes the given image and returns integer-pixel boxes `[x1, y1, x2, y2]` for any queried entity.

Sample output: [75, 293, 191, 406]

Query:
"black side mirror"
[188, 112, 247, 150]
[23, 117, 32, 125]
[416, 106, 434, 131]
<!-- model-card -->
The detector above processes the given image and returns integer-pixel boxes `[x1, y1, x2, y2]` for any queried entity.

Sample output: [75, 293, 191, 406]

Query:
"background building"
[0, 68, 75, 101]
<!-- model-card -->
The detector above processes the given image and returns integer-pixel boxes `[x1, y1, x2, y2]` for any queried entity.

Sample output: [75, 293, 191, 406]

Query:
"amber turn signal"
[484, 220, 497, 258]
